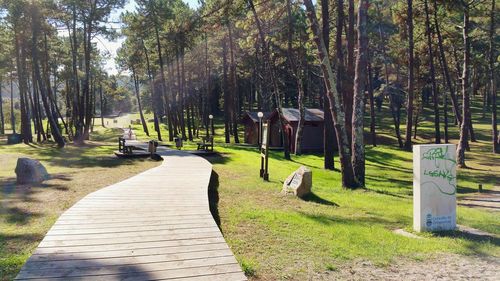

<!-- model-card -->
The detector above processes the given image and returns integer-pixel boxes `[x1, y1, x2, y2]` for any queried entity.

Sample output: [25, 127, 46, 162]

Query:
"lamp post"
[257, 111, 264, 146]
[209, 114, 214, 136]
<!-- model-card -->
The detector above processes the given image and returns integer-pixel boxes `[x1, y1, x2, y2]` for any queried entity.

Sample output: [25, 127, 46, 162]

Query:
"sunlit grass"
[0, 99, 498, 280]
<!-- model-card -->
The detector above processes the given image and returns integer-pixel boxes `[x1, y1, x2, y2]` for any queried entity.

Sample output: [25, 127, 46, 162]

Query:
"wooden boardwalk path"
[16, 150, 246, 280]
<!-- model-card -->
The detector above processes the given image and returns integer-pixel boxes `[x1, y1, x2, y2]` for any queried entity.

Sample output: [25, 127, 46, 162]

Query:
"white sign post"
[413, 144, 457, 232]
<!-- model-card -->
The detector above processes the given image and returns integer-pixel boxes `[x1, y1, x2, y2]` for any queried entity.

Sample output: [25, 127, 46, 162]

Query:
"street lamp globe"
[257, 111, 264, 118]
[209, 114, 213, 120]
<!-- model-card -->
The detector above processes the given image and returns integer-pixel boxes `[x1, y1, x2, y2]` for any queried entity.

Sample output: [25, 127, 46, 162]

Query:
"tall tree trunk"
[175, 48, 182, 138]
[15, 30, 32, 144]
[10, 73, 16, 134]
[304, 0, 358, 188]
[154, 24, 172, 141]
[433, 0, 461, 126]
[367, 51, 376, 146]
[31, 74, 44, 142]
[404, 0, 414, 151]
[186, 72, 194, 141]
[69, 4, 82, 144]
[168, 63, 179, 136]
[443, 85, 449, 143]
[91, 77, 95, 133]
[222, 37, 231, 143]
[286, 0, 304, 155]
[186, 97, 193, 141]
[45, 55, 68, 137]
[352, 0, 368, 185]
[228, 23, 239, 144]
[322, 0, 335, 169]
[344, 0, 355, 144]
[457, 6, 471, 167]
[99, 83, 105, 128]
[0, 81, 4, 134]
[489, 0, 498, 153]
[204, 33, 211, 137]
[375, 3, 400, 147]
[247, 0, 291, 160]
[143, 40, 162, 141]
[132, 68, 149, 136]
[179, 44, 187, 140]
[81, 18, 93, 142]
[424, 0, 440, 144]
[295, 83, 305, 155]
[31, 5, 64, 147]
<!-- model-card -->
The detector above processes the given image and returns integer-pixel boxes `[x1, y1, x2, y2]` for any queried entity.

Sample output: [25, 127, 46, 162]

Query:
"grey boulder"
[15, 158, 50, 184]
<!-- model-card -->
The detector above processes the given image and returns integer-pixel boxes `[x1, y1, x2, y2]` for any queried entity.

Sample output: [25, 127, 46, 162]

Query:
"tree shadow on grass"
[456, 185, 482, 194]
[297, 211, 400, 227]
[458, 171, 499, 193]
[2, 207, 42, 225]
[366, 162, 410, 174]
[203, 153, 232, 165]
[365, 187, 411, 199]
[290, 159, 325, 170]
[21, 142, 153, 169]
[0, 232, 45, 279]
[302, 192, 339, 207]
[1, 174, 72, 198]
[365, 148, 410, 165]
[366, 175, 412, 188]
[433, 230, 500, 249]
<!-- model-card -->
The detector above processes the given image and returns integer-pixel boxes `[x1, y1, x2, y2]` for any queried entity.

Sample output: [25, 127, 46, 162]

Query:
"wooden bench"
[197, 136, 214, 151]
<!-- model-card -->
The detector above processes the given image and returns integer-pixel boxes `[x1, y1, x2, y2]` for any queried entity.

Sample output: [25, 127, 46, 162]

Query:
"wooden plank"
[35, 237, 226, 253]
[29, 243, 231, 262]
[53, 216, 214, 226]
[41, 226, 220, 241]
[51, 218, 214, 229]
[17, 256, 239, 279]
[21, 249, 235, 271]
[18, 264, 244, 280]
[47, 222, 217, 235]
[39, 232, 223, 248]
[58, 211, 210, 219]
[163, 272, 247, 281]
[15, 149, 245, 280]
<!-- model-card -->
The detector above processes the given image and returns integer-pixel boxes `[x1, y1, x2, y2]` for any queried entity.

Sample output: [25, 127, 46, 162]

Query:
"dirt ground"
[459, 186, 500, 211]
[313, 254, 499, 281]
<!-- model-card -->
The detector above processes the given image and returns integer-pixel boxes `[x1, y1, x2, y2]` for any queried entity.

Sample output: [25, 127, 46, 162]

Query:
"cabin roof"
[281, 108, 324, 122]
[242, 111, 273, 123]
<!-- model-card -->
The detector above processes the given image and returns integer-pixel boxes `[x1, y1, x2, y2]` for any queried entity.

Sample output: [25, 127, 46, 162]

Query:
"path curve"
[16, 150, 246, 280]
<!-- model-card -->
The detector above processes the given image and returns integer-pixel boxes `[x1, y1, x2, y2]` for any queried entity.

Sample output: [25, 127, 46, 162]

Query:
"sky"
[98, 0, 200, 75]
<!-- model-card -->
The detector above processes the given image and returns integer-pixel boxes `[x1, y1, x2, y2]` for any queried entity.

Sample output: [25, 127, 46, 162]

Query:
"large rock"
[15, 158, 50, 184]
[282, 166, 312, 198]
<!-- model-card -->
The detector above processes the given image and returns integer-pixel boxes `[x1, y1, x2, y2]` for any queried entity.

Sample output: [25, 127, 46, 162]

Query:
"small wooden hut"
[240, 112, 272, 145]
[268, 108, 325, 153]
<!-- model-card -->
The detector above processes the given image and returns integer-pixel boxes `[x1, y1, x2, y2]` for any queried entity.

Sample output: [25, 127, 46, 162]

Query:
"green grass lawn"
[209, 142, 498, 279]
[0, 100, 498, 280]
[125, 105, 499, 279]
